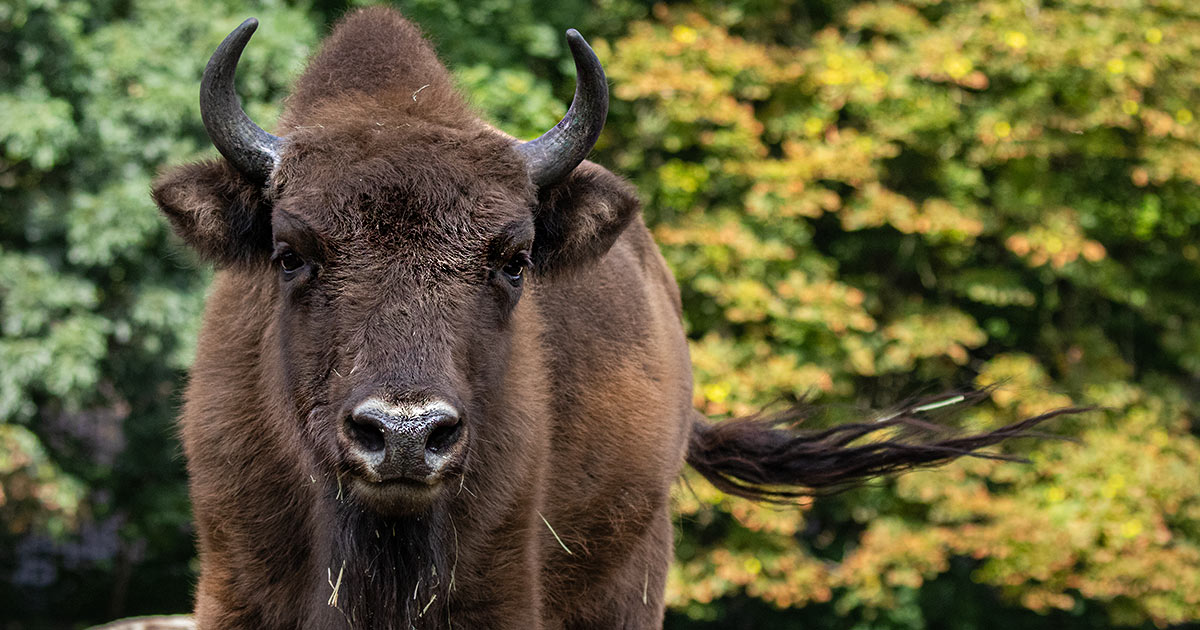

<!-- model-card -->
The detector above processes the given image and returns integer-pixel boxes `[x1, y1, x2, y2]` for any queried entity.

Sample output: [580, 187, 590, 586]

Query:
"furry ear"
[531, 161, 640, 277]
[151, 159, 273, 265]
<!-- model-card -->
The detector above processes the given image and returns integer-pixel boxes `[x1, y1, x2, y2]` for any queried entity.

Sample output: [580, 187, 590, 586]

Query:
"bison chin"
[343, 475, 457, 517]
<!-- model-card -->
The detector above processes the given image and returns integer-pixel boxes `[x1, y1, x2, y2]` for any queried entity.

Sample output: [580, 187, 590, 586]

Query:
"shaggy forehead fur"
[282, 7, 471, 127]
[267, 7, 534, 250]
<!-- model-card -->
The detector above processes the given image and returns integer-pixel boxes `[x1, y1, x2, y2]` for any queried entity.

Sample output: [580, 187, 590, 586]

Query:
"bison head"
[152, 10, 638, 516]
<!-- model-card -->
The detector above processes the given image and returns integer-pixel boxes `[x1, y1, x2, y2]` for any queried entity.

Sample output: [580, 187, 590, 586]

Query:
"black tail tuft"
[685, 391, 1089, 502]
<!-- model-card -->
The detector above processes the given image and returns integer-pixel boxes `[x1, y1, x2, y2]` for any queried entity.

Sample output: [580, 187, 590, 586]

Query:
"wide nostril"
[344, 398, 466, 481]
[424, 416, 463, 454]
[346, 414, 387, 454]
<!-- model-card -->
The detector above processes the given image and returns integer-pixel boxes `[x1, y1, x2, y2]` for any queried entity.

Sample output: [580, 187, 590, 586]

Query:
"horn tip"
[565, 29, 599, 62]
[565, 28, 588, 47]
[237, 17, 259, 33]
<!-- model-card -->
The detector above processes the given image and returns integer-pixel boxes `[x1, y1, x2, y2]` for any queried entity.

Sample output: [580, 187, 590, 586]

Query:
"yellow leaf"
[672, 25, 698, 44]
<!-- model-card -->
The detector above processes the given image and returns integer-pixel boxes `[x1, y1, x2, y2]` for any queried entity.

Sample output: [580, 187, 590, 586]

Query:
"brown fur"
[153, 8, 1076, 629]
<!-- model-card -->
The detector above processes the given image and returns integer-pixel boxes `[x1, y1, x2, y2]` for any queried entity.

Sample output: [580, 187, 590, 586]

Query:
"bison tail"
[684, 392, 1087, 502]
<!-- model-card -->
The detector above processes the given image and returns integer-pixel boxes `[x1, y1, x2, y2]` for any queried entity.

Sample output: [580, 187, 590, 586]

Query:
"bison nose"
[343, 398, 465, 482]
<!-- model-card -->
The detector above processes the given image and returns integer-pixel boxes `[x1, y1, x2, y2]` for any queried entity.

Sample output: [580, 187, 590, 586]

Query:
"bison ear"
[531, 161, 640, 276]
[151, 159, 273, 265]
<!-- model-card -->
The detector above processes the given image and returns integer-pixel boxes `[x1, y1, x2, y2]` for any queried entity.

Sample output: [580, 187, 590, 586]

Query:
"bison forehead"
[269, 121, 535, 250]
[274, 109, 532, 195]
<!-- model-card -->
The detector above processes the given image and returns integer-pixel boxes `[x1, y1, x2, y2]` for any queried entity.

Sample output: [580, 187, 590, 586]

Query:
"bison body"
[153, 8, 1072, 629]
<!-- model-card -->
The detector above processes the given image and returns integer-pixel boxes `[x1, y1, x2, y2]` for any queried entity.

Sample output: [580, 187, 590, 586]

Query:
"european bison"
[151, 8, 1072, 629]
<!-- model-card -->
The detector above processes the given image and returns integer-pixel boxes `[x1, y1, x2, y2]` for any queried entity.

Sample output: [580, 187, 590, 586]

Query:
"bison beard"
[325, 498, 453, 629]
[151, 7, 1083, 629]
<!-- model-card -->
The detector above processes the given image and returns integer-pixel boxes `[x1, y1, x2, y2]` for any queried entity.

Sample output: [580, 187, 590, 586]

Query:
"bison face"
[263, 128, 541, 515]
[153, 128, 638, 518]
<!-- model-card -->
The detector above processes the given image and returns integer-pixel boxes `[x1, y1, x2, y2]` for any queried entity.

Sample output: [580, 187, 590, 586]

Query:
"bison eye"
[276, 250, 306, 275]
[500, 253, 527, 287]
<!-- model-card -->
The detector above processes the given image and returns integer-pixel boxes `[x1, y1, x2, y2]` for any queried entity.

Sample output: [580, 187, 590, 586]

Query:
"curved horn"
[516, 29, 609, 188]
[200, 18, 282, 182]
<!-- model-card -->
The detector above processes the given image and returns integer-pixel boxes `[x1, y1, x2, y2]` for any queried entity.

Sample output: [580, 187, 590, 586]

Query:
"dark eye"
[500, 254, 527, 286]
[277, 250, 306, 274]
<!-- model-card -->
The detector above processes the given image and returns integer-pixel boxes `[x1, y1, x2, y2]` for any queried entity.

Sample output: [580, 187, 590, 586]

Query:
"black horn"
[516, 29, 609, 188]
[200, 18, 282, 182]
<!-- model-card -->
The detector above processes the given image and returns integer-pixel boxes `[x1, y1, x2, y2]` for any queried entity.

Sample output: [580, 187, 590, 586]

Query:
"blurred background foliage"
[1, 0, 1197, 627]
